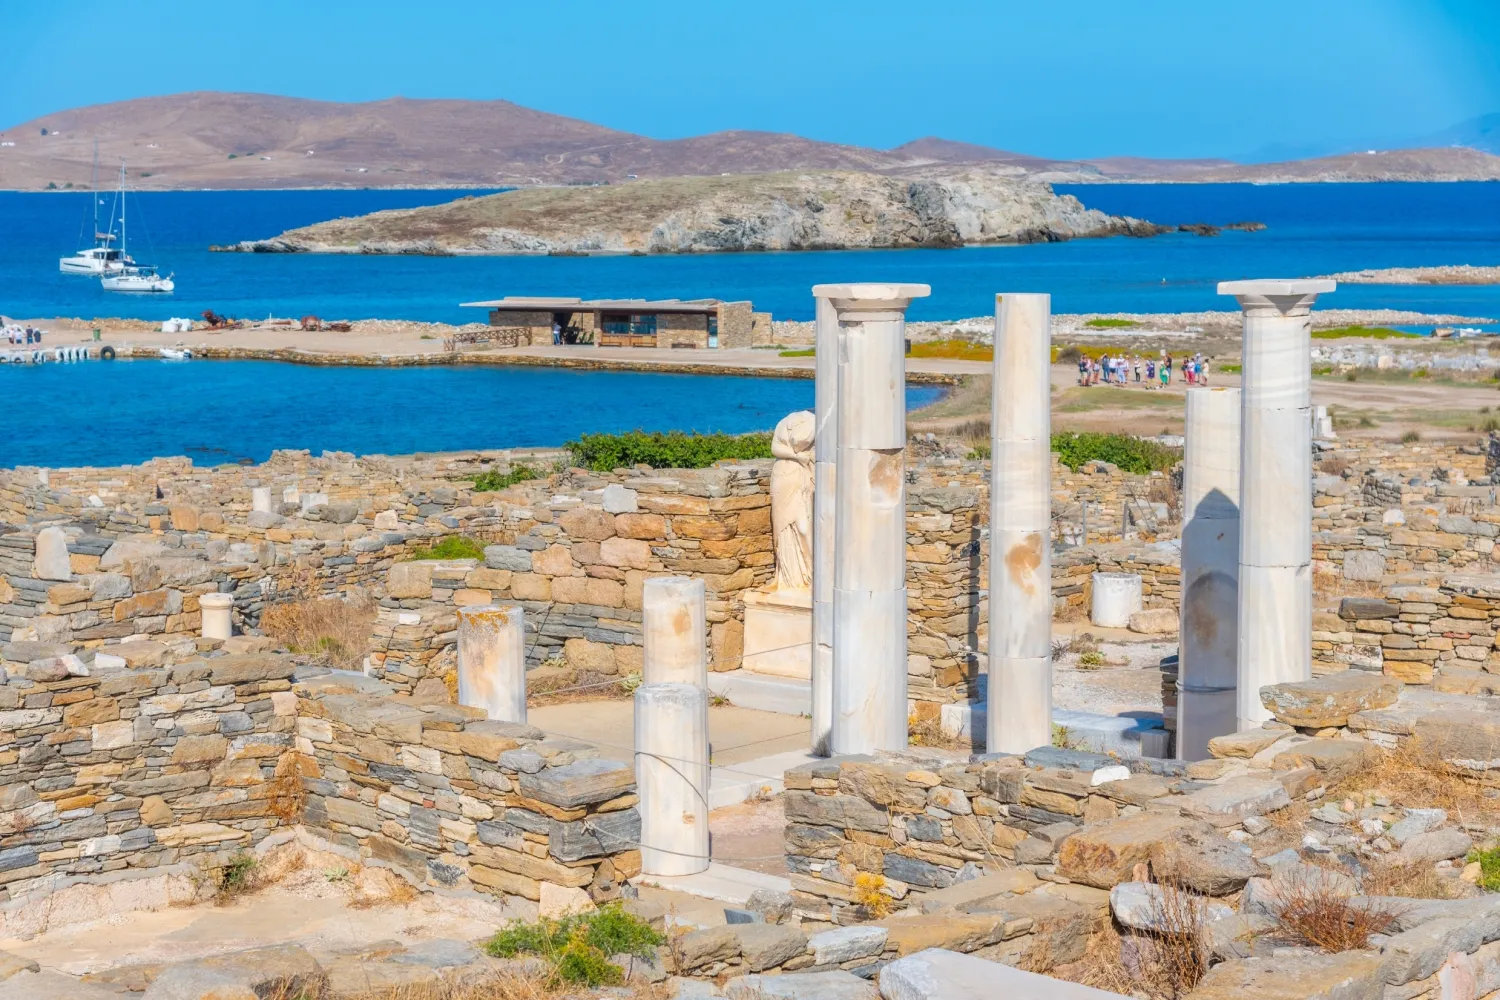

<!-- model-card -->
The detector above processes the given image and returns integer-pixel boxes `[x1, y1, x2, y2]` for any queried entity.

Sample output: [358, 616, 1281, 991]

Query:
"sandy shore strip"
[1318, 265, 1500, 285]
[8, 308, 1495, 377]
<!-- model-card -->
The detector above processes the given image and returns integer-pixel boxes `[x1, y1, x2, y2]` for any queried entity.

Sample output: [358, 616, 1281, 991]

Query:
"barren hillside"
[5, 92, 1498, 191]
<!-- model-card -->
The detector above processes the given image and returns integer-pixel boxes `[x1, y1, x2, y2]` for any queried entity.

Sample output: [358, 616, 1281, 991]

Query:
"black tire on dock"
[99, 346, 116, 360]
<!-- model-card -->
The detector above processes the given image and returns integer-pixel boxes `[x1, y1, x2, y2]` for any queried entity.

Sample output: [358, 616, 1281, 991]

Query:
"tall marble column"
[635, 682, 709, 876]
[1217, 279, 1334, 729]
[642, 576, 707, 687]
[456, 604, 527, 723]
[810, 292, 838, 756]
[1177, 386, 1242, 760]
[988, 293, 1053, 754]
[814, 282, 930, 755]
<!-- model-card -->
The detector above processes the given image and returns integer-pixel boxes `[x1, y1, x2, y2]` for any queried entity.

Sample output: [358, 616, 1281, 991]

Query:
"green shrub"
[1051, 432, 1181, 474]
[485, 904, 665, 986]
[1311, 325, 1416, 340]
[472, 463, 547, 492]
[778, 348, 816, 357]
[403, 535, 486, 561]
[567, 430, 772, 472]
[216, 852, 258, 902]
[1470, 847, 1500, 892]
[1083, 318, 1139, 328]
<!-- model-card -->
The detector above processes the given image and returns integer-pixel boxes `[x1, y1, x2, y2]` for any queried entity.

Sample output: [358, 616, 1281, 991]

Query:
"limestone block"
[734, 923, 808, 972]
[1397, 828, 1473, 865]
[1259, 671, 1400, 728]
[531, 544, 574, 577]
[809, 925, 888, 965]
[730, 971, 877, 999]
[558, 507, 616, 541]
[1186, 950, 1382, 1000]
[518, 759, 635, 809]
[1412, 710, 1500, 772]
[615, 513, 667, 539]
[32, 527, 71, 581]
[484, 546, 532, 572]
[538, 883, 595, 919]
[1207, 729, 1285, 758]
[1056, 812, 1205, 888]
[1127, 608, 1177, 634]
[387, 562, 434, 600]
[1343, 550, 1386, 581]
[1175, 776, 1291, 827]
[1270, 739, 1377, 782]
[880, 949, 1129, 1000]
[154, 822, 252, 847]
[600, 537, 651, 570]
[1111, 881, 1233, 932]
[1152, 827, 1265, 895]
[601, 484, 638, 514]
[135, 943, 325, 1000]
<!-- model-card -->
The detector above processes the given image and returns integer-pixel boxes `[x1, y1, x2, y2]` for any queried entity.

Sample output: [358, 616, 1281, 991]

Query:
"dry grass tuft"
[853, 871, 895, 919]
[261, 593, 376, 670]
[1269, 868, 1400, 952]
[1332, 737, 1499, 827]
[1362, 858, 1464, 900]
[271, 967, 672, 1000]
[1049, 877, 1209, 999]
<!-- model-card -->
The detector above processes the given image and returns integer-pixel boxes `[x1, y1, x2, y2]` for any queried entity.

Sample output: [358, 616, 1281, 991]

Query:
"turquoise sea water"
[2, 182, 1499, 324]
[0, 358, 940, 468]
[3, 181, 1498, 467]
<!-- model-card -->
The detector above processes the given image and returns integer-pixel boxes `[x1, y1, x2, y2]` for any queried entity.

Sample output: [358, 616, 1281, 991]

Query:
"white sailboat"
[59, 142, 134, 275]
[99, 163, 174, 294]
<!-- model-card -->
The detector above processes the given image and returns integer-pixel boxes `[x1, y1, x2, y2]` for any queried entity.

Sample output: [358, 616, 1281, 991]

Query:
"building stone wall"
[717, 302, 754, 349]
[657, 312, 709, 349]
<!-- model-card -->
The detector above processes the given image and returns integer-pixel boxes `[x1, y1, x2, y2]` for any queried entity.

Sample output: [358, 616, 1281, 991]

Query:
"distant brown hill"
[2, 91, 1497, 190]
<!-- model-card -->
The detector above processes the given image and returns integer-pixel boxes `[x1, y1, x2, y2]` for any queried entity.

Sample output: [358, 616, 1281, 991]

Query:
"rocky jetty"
[215, 169, 1168, 256]
[1321, 264, 1500, 285]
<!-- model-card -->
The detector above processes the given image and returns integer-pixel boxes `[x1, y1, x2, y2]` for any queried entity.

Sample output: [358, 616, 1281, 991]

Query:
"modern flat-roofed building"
[459, 296, 766, 349]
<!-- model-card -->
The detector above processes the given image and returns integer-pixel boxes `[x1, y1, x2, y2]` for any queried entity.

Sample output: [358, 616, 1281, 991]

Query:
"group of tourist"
[1075, 350, 1210, 388]
[3, 323, 44, 346]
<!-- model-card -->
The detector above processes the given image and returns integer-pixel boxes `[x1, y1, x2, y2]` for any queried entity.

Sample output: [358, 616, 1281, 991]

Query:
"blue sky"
[1, 0, 1496, 160]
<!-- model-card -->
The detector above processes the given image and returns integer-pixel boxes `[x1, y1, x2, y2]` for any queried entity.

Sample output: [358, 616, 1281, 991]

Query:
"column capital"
[812, 283, 930, 317]
[1217, 279, 1335, 317]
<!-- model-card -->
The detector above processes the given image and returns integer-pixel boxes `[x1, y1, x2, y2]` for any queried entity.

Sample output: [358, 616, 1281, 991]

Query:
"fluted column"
[988, 293, 1053, 754]
[811, 293, 838, 756]
[1177, 386, 1241, 760]
[815, 282, 930, 755]
[456, 604, 527, 723]
[1218, 279, 1334, 729]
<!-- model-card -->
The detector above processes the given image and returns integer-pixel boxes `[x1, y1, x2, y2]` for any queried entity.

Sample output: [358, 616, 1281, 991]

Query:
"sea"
[2, 181, 1498, 467]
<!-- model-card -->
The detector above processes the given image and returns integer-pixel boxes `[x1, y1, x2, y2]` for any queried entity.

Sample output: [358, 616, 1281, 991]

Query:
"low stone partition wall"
[0, 640, 299, 920]
[1310, 576, 1500, 685]
[295, 673, 642, 908]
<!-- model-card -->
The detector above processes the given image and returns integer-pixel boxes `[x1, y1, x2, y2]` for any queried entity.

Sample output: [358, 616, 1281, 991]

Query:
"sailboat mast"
[118, 162, 126, 254]
[91, 139, 99, 239]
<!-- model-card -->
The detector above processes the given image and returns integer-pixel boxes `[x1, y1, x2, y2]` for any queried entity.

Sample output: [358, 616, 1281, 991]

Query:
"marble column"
[1177, 386, 1242, 760]
[635, 682, 709, 876]
[642, 576, 707, 686]
[456, 604, 527, 723]
[814, 282, 930, 755]
[199, 593, 234, 641]
[988, 293, 1053, 754]
[811, 292, 838, 756]
[251, 487, 273, 514]
[1218, 279, 1334, 729]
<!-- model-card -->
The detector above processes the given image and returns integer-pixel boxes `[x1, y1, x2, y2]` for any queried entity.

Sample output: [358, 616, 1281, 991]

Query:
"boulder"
[745, 888, 795, 924]
[31, 527, 71, 581]
[1153, 827, 1265, 895]
[1397, 828, 1473, 865]
[674, 926, 741, 971]
[1386, 808, 1447, 846]
[141, 944, 324, 1000]
[1259, 672, 1400, 728]
[1270, 739, 1378, 782]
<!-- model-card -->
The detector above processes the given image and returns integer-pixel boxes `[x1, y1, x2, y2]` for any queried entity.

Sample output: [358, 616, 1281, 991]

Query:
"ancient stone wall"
[295, 674, 641, 907]
[716, 301, 754, 349]
[0, 640, 300, 916]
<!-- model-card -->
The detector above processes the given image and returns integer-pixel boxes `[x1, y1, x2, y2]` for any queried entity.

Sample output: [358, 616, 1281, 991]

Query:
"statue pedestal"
[742, 588, 812, 679]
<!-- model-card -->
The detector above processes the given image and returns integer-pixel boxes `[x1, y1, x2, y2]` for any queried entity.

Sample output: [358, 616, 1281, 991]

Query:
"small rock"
[744, 889, 794, 925]
[1398, 829, 1473, 865]
[1387, 808, 1447, 845]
